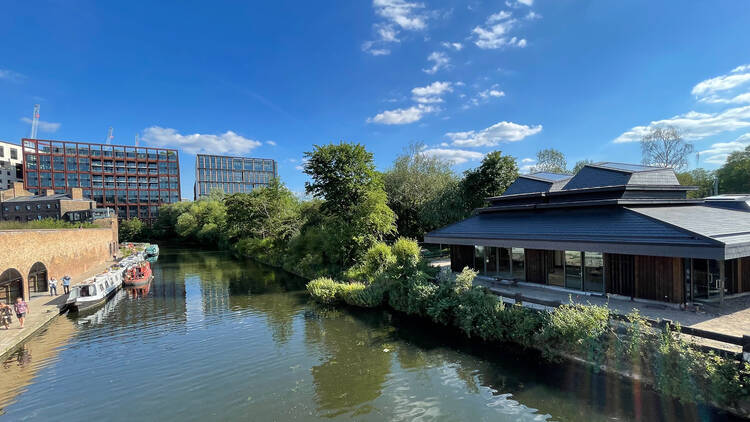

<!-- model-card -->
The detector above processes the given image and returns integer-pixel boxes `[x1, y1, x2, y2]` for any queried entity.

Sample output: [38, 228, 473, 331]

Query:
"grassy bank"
[305, 239, 750, 414]
[0, 219, 95, 230]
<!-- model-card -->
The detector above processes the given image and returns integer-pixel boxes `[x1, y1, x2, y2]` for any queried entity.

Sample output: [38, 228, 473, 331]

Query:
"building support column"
[719, 259, 726, 305]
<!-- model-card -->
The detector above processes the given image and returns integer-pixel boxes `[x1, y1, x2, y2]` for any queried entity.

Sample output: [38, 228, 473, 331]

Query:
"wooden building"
[425, 163, 750, 304]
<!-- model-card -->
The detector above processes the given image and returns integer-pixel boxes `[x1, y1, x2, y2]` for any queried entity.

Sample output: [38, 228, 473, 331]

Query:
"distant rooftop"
[526, 172, 571, 182]
[2, 193, 93, 203]
[592, 162, 665, 173]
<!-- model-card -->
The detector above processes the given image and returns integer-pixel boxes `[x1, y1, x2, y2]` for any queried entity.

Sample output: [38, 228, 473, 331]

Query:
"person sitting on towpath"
[62, 275, 71, 295]
[0, 302, 12, 330]
[49, 277, 58, 296]
[14, 297, 28, 329]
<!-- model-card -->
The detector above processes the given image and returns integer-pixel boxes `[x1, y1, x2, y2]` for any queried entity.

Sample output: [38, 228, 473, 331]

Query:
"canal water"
[0, 248, 743, 421]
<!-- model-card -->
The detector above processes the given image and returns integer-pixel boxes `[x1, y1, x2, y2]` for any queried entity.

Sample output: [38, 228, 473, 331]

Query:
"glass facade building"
[21, 138, 180, 222]
[194, 154, 277, 200]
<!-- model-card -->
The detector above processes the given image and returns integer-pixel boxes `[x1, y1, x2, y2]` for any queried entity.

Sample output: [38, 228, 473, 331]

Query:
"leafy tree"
[304, 142, 378, 216]
[224, 178, 302, 242]
[640, 126, 694, 170]
[420, 179, 467, 232]
[303, 142, 396, 271]
[119, 218, 144, 242]
[531, 148, 568, 174]
[716, 145, 750, 194]
[383, 143, 458, 238]
[572, 159, 595, 174]
[676, 169, 716, 199]
[461, 151, 519, 210]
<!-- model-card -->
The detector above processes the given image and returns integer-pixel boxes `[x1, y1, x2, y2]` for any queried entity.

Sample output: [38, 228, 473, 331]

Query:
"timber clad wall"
[741, 257, 750, 293]
[525, 249, 546, 284]
[605, 254, 683, 303]
[450, 245, 473, 273]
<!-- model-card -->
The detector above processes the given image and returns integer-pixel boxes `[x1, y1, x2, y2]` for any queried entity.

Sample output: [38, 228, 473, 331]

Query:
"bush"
[342, 282, 386, 308]
[391, 237, 421, 278]
[537, 302, 610, 359]
[495, 303, 546, 347]
[454, 267, 477, 293]
[306, 277, 340, 305]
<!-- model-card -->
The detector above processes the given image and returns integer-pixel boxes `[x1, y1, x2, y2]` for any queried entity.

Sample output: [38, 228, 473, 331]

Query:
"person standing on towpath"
[49, 277, 58, 296]
[14, 298, 28, 329]
[62, 275, 71, 295]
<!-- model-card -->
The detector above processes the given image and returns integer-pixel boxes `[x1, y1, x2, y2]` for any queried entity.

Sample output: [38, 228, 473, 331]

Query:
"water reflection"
[0, 247, 743, 422]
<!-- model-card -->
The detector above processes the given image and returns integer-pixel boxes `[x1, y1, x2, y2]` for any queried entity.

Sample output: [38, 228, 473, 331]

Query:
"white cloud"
[479, 89, 505, 98]
[614, 106, 750, 143]
[266, 140, 277, 146]
[421, 148, 485, 164]
[141, 126, 262, 154]
[20, 117, 60, 133]
[505, 0, 533, 7]
[423, 51, 450, 74]
[412, 81, 453, 103]
[472, 12, 527, 50]
[441, 41, 463, 51]
[526, 11, 541, 19]
[0, 69, 25, 83]
[294, 158, 309, 171]
[519, 157, 536, 172]
[463, 85, 506, 108]
[446, 121, 542, 147]
[692, 65, 750, 97]
[363, 0, 427, 56]
[367, 105, 436, 125]
[698, 134, 750, 165]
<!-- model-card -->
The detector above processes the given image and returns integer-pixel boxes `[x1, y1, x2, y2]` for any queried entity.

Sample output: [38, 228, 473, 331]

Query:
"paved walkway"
[0, 257, 118, 358]
[474, 277, 750, 352]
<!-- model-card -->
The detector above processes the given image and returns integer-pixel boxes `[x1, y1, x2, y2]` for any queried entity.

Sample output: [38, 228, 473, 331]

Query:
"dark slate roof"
[424, 207, 726, 259]
[562, 163, 679, 190]
[628, 206, 750, 259]
[502, 172, 571, 195]
[2, 194, 92, 203]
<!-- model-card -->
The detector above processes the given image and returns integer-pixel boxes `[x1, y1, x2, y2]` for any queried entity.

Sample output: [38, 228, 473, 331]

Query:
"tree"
[676, 169, 716, 199]
[461, 151, 519, 210]
[119, 218, 144, 242]
[383, 143, 458, 238]
[303, 142, 396, 270]
[572, 159, 595, 174]
[224, 178, 302, 242]
[716, 145, 750, 194]
[531, 148, 568, 174]
[304, 142, 378, 216]
[640, 126, 694, 170]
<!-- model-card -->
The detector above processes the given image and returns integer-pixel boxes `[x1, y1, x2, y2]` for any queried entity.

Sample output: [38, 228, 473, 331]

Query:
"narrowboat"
[66, 270, 123, 313]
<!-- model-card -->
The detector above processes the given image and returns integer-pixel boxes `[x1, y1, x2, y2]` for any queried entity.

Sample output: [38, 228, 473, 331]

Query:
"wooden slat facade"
[524, 249, 547, 284]
[450, 245, 474, 273]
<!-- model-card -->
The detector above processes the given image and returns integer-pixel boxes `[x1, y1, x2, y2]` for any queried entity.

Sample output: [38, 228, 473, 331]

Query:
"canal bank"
[2, 246, 745, 421]
[0, 256, 118, 359]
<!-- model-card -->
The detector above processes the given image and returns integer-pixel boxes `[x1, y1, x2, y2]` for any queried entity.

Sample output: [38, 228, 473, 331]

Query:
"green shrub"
[537, 302, 610, 359]
[363, 242, 396, 276]
[306, 277, 340, 305]
[343, 282, 386, 308]
[453, 287, 500, 340]
[454, 267, 477, 293]
[391, 237, 421, 278]
[495, 303, 546, 347]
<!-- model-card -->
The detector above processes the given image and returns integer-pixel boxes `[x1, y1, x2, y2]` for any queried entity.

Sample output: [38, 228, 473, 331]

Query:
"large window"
[486, 247, 498, 275]
[584, 252, 604, 292]
[474, 246, 485, 272]
[564, 251, 583, 290]
[498, 247, 511, 277]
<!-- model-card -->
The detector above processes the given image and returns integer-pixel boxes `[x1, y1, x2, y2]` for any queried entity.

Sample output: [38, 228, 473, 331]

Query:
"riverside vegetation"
[119, 141, 750, 414]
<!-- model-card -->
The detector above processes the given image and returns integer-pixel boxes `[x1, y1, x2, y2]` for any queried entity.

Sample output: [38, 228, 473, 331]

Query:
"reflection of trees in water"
[304, 305, 394, 418]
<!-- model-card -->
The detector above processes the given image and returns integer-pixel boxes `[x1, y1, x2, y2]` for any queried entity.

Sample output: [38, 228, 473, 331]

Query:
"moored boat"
[122, 257, 153, 288]
[144, 244, 159, 262]
[66, 269, 122, 313]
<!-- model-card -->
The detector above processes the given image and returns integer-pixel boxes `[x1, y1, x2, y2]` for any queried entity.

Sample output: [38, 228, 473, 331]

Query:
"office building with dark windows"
[21, 138, 180, 222]
[194, 154, 277, 200]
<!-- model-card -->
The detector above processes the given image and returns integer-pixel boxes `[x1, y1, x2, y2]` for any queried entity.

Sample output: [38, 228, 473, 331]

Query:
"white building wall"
[0, 141, 24, 190]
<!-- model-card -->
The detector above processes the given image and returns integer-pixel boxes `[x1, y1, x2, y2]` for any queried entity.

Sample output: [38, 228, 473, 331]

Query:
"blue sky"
[1, 1, 749, 197]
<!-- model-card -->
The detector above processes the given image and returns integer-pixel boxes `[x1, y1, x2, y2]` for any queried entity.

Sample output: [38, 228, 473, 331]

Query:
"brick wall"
[0, 227, 118, 299]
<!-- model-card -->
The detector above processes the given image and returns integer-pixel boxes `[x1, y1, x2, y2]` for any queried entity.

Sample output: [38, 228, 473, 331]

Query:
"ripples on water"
[0, 248, 744, 421]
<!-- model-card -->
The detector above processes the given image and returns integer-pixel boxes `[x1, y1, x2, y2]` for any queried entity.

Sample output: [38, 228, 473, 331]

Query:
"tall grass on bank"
[0, 219, 95, 230]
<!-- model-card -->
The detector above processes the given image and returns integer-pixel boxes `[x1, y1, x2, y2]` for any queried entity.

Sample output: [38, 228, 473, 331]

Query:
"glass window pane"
[486, 247, 498, 276]
[565, 251, 583, 290]
[583, 252, 604, 292]
[498, 247, 511, 278]
[474, 246, 485, 273]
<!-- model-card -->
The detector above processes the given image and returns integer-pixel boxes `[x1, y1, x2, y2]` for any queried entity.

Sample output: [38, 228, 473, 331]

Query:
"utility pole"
[106, 127, 114, 145]
[30, 104, 40, 139]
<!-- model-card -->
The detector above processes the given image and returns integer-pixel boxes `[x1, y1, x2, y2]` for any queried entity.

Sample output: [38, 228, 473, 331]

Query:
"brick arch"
[0, 268, 24, 303]
[28, 261, 48, 295]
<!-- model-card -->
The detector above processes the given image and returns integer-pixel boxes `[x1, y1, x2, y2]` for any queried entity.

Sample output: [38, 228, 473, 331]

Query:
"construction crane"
[135, 134, 139, 147]
[30, 104, 40, 139]
[106, 127, 114, 145]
